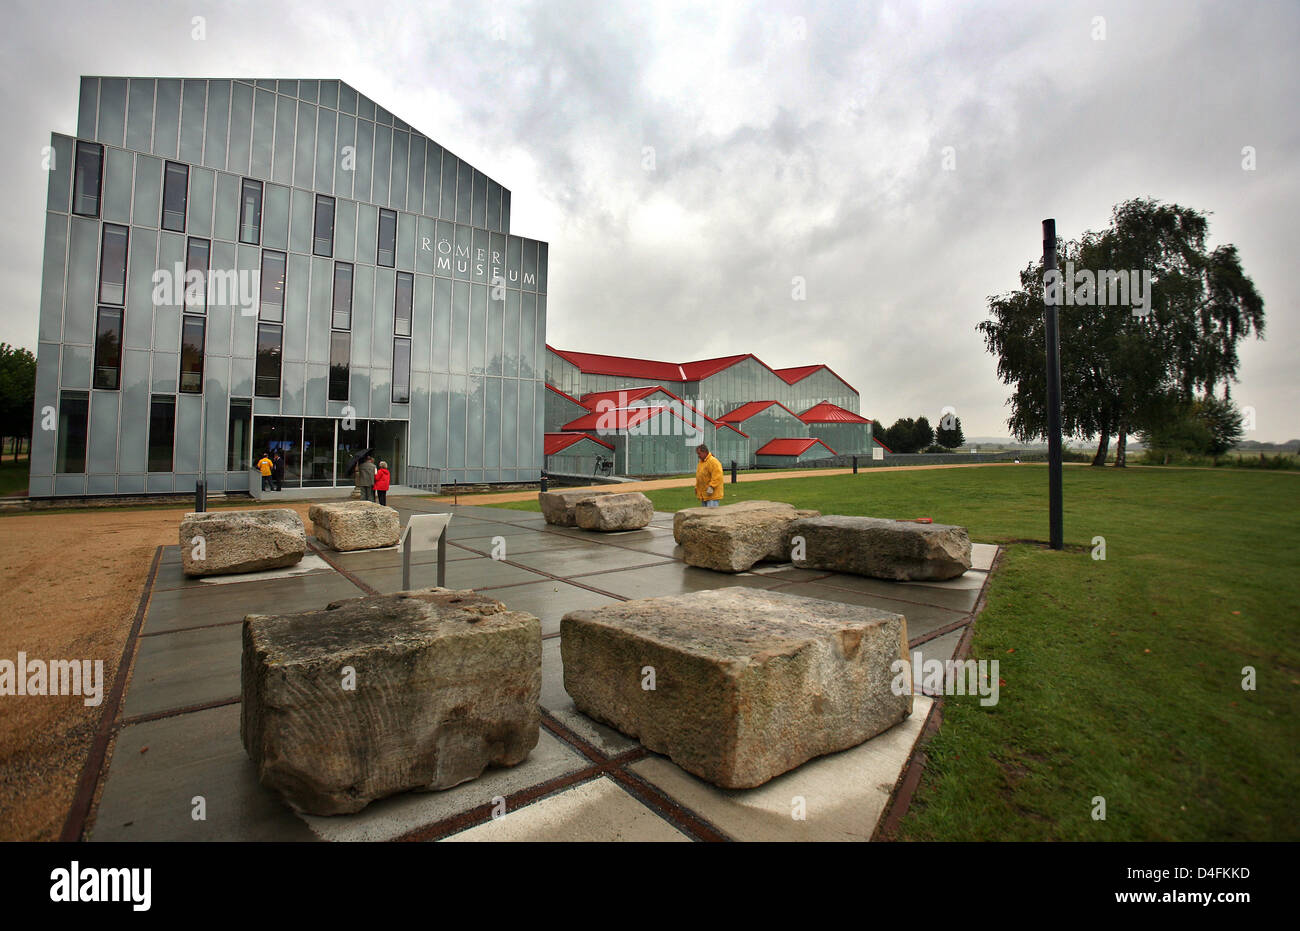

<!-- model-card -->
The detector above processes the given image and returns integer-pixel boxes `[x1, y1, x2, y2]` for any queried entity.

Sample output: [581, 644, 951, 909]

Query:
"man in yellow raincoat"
[695, 444, 724, 507]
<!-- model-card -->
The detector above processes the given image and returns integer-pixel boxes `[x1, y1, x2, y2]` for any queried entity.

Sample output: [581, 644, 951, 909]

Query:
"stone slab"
[789, 516, 972, 581]
[309, 500, 401, 551]
[539, 489, 615, 526]
[180, 508, 306, 576]
[561, 587, 911, 788]
[574, 492, 655, 531]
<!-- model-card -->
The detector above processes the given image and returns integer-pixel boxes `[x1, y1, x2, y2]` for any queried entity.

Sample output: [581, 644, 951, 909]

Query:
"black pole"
[1043, 218, 1063, 550]
[730, 460, 737, 484]
[852, 456, 858, 474]
[539, 472, 548, 493]
[195, 479, 206, 513]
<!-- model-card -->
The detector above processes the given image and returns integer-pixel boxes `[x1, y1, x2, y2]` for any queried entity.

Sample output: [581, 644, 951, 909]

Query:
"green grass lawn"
[495, 465, 1299, 840]
[0, 457, 29, 497]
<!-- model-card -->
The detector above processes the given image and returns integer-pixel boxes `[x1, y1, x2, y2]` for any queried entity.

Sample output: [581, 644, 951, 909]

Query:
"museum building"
[29, 77, 548, 497]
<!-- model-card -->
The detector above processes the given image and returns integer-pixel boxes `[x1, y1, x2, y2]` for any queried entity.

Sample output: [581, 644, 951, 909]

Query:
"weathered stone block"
[574, 492, 654, 531]
[180, 508, 306, 576]
[789, 516, 972, 581]
[309, 500, 400, 551]
[241, 588, 542, 815]
[675, 501, 820, 572]
[539, 489, 614, 526]
[562, 587, 910, 789]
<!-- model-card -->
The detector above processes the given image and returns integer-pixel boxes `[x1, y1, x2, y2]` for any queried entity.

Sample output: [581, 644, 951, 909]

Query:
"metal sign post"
[401, 513, 454, 591]
[1043, 218, 1064, 550]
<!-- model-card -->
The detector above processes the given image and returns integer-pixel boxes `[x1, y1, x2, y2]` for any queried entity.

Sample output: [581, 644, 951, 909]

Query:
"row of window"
[76, 140, 401, 268]
[55, 390, 178, 474]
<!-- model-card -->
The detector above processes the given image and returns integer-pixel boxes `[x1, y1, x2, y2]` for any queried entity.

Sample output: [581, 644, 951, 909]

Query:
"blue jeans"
[703, 499, 720, 508]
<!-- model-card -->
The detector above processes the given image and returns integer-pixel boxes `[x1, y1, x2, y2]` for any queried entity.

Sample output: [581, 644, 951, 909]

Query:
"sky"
[1, 0, 1296, 441]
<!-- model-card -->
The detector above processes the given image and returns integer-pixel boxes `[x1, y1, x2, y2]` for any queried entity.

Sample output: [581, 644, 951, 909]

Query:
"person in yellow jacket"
[695, 445, 724, 507]
[257, 453, 273, 492]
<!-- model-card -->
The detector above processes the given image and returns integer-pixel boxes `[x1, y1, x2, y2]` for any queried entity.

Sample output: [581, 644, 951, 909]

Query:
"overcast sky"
[2, 0, 1296, 441]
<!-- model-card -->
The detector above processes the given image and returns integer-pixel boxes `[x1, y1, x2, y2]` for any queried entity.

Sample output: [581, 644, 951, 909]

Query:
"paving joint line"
[308, 541, 379, 595]
[121, 695, 241, 727]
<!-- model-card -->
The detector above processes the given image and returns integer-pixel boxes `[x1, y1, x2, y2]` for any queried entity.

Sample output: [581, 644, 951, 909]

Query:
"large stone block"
[675, 501, 820, 572]
[539, 488, 614, 526]
[241, 588, 542, 815]
[308, 500, 401, 551]
[574, 492, 654, 531]
[789, 516, 972, 581]
[562, 587, 911, 789]
[180, 508, 306, 576]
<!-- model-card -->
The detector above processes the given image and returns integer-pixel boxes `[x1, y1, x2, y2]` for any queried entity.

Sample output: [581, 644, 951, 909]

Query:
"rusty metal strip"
[59, 545, 162, 842]
[120, 695, 241, 727]
[307, 542, 379, 595]
[139, 617, 244, 637]
[908, 616, 974, 649]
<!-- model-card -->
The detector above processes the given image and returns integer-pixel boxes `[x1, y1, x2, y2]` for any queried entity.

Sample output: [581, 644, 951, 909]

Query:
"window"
[180, 315, 206, 393]
[313, 195, 335, 257]
[148, 395, 176, 472]
[185, 238, 210, 313]
[395, 271, 413, 337]
[256, 323, 282, 397]
[377, 208, 396, 267]
[161, 161, 189, 232]
[392, 338, 411, 404]
[98, 224, 128, 305]
[259, 250, 286, 321]
[227, 398, 252, 471]
[331, 262, 352, 329]
[56, 391, 89, 473]
[93, 307, 123, 389]
[239, 178, 263, 244]
[73, 142, 103, 217]
[329, 331, 350, 401]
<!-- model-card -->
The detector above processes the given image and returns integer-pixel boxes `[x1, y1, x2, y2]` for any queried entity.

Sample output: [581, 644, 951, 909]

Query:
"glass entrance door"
[369, 420, 407, 486]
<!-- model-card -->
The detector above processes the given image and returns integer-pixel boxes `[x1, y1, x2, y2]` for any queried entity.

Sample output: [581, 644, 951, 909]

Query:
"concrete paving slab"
[91, 703, 316, 842]
[771, 581, 968, 643]
[744, 565, 833, 583]
[581, 563, 788, 599]
[481, 534, 604, 557]
[441, 776, 690, 842]
[195, 555, 333, 585]
[902, 568, 989, 592]
[627, 696, 934, 842]
[299, 731, 591, 842]
[602, 534, 685, 559]
[808, 572, 981, 613]
[353, 557, 548, 594]
[540, 638, 640, 756]
[446, 522, 550, 542]
[485, 579, 622, 638]
[325, 545, 480, 571]
[971, 543, 998, 571]
[508, 545, 675, 577]
[123, 623, 242, 717]
[142, 572, 364, 634]
[913, 628, 965, 668]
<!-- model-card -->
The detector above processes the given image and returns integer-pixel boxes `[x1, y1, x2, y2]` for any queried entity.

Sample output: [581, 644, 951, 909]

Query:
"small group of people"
[353, 454, 391, 505]
[256, 451, 285, 492]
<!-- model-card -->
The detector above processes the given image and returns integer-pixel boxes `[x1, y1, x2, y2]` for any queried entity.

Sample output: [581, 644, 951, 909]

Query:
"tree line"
[872, 414, 965, 453]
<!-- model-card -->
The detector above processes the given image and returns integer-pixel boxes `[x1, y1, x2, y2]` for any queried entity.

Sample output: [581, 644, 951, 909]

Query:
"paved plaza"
[86, 496, 996, 842]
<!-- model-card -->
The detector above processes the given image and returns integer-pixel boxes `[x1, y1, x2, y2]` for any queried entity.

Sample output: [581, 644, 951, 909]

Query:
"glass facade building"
[30, 77, 548, 497]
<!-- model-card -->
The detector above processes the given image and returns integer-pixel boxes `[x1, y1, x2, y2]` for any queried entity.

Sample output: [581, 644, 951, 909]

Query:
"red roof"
[545, 383, 588, 408]
[580, 384, 720, 427]
[548, 345, 820, 390]
[544, 432, 614, 455]
[678, 354, 753, 380]
[776, 364, 858, 394]
[798, 402, 872, 424]
[562, 406, 669, 432]
[755, 437, 838, 457]
[719, 400, 802, 423]
[873, 436, 892, 453]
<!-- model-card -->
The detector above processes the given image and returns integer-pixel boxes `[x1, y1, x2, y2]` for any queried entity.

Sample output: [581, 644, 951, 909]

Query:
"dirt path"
[0, 502, 316, 841]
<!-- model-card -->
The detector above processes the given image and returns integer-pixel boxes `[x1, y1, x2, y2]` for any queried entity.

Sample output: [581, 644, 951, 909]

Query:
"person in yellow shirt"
[257, 453, 273, 492]
[695, 444, 724, 507]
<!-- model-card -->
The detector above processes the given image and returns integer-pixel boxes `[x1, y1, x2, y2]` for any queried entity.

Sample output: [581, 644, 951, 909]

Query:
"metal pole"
[437, 525, 447, 588]
[402, 528, 413, 591]
[730, 460, 737, 484]
[852, 456, 858, 474]
[539, 472, 548, 492]
[1043, 218, 1064, 550]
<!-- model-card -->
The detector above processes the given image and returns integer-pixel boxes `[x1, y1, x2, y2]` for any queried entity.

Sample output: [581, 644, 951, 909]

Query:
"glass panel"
[227, 398, 251, 470]
[394, 271, 413, 336]
[251, 416, 301, 488]
[272, 93, 296, 185]
[179, 80, 206, 165]
[98, 224, 128, 305]
[148, 395, 176, 472]
[302, 417, 335, 486]
[377, 208, 396, 266]
[202, 79, 230, 171]
[73, 143, 103, 217]
[336, 416, 365, 487]
[239, 179, 262, 244]
[93, 307, 123, 389]
[313, 195, 334, 257]
[370, 420, 405, 485]
[251, 87, 275, 178]
[329, 331, 350, 400]
[56, 391, 90, 473]
[256, 323, 282, 396]
[259, 250, 286, 321]
[180, 316, 206, 393]
[392, 338, 411, 403]
[185, 238, 210, 313]
[162, 161, 189, 232]
[332, 262, 353, 329]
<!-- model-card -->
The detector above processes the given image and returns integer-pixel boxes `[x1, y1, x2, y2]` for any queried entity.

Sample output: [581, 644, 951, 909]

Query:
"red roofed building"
[754, 437, 838, 465]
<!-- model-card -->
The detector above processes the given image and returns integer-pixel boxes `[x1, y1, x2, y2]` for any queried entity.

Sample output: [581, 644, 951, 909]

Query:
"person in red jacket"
[374, 460, 391, 506]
